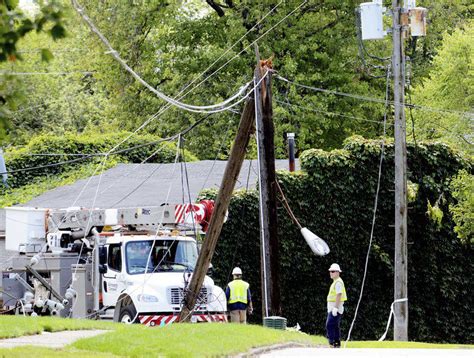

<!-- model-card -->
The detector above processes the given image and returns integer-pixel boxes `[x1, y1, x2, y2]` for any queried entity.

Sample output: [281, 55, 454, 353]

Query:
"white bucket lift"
[5, 207, 47, 252]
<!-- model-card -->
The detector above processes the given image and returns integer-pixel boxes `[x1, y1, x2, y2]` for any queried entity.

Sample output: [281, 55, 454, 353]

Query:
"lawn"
[0, 316, 471, 357]
[0, 316, 115, 339]
[0, 317, 325, 357]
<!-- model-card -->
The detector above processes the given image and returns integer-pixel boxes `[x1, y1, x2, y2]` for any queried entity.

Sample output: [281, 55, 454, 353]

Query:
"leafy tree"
[0, 0, 66, 140]
[0, 0, 66, 62]
[3, 0, 472, 158]
[72, 0, 472, 158]
[449, 169, 473, 244]
[411, 20, 473, 154]
[1, 28, 113, 143]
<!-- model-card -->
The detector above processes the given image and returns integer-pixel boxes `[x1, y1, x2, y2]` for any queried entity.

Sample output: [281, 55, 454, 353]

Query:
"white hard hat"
[328, 263, 342, 272]
[232, 267, 242, 275]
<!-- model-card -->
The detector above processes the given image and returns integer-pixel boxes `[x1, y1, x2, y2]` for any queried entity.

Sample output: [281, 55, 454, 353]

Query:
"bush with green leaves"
[2, 132, 196, 190]
[203, 137, 472, 343]
[449, 169, 474, 244]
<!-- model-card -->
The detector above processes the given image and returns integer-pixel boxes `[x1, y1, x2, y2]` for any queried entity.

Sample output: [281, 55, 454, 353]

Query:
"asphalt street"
[259, 348, 474, 358]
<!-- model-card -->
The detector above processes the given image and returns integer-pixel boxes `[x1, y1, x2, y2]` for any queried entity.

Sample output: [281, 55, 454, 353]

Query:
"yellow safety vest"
[327, 277, 347, 302]
[228, 279, 249, 304]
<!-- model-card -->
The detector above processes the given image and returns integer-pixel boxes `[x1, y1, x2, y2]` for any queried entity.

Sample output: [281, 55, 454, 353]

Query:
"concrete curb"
[234, 342, 327, 357]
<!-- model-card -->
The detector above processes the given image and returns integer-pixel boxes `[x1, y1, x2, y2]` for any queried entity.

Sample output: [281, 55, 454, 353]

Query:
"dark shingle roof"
[0, 159, 299, 231]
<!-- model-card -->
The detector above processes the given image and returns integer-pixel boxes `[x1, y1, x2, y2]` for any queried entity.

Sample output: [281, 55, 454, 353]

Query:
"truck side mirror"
[99, 246, 107, 265]
[99, 264, 107, 274]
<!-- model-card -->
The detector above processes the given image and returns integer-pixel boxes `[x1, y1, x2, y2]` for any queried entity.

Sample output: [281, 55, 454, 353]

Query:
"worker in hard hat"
[326, 263, 347, 348]
[225, 267, 253, 323]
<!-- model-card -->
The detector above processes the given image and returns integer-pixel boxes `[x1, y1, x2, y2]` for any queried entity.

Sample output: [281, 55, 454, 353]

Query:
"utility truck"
[1, 201, 227, 325]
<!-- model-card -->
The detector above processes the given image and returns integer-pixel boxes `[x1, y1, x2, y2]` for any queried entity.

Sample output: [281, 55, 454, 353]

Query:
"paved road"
[260, 348, 474, 358]
[0, 330, 109, 348]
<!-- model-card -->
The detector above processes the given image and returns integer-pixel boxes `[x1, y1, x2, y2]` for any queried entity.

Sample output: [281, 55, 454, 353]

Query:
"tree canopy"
[0, 0, 66, 136]
[411, 20, 473, 154]
[0, 0, 472, 158]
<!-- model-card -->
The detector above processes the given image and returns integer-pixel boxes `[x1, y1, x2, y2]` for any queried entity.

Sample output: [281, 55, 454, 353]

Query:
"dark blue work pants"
[326, 312, 342, 345]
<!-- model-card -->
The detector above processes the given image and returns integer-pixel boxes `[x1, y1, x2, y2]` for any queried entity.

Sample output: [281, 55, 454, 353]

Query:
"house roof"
[0, 159, 299, 232]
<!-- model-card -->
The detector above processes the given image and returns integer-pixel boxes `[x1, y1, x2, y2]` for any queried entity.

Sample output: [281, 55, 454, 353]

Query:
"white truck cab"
[101, 234, 227, 325]
[2, 203, 228, 325]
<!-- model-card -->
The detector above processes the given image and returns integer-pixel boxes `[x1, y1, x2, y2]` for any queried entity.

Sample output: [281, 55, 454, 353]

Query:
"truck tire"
[119, 304, 137, 324]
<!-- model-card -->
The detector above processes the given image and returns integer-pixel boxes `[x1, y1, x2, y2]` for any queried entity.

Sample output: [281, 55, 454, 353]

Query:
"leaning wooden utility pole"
[254, 46, 281, 318]
[179, 96, 255, 322]
[392, 0, 408, 341]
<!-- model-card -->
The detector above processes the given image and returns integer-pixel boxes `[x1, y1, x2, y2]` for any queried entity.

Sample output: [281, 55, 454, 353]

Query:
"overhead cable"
[11, 99, 65, 114]
[275, 75, 474, 117]
[0, 71, 93, 76]
[0, 112, 223, 175]
[71, 0, 252, 113]
[28, 0, 284, 280]
[102, 112, 221, 198]
[344, 66, 391, 347]
[274, 98, 392, 126]
[180, 0, 308, 104]
[6, 1, 305, 276]
[173, 0, 284, 101]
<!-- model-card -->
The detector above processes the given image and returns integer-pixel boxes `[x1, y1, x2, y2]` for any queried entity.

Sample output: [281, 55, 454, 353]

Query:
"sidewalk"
[260, 348, 473, 358]
[0, 330, 109, 348]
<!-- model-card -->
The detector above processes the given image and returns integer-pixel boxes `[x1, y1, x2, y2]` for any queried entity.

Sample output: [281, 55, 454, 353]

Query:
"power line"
[10, 99, 65, 114]
[0, 113, 220, 175]
[17, 48, 86, 54]
[0, 71, 93, 76]
[20, 1, 281, 297]
[275, 75, 474, 117]
[51, 0, 290, 204]
[71, 0, 253, 114]
[10, 0, 296, 127]
[345, 66, 391, 347]
[274, 98, 392, 126]
[178, 0, 308, 105]
[100, 112, 227, 197]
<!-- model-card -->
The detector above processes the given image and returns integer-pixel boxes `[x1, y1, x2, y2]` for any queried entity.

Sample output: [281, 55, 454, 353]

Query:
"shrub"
[2, 132, 197, 190]
[204, 137, 472, 343]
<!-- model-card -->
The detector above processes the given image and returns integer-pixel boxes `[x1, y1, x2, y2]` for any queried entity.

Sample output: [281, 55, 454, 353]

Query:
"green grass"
[0, 316, 116, 339]
[71, 323, 326, 357]
[0, 317, 325, 357]
[0, 346, 118, 358]
[0, 317, 472, 357]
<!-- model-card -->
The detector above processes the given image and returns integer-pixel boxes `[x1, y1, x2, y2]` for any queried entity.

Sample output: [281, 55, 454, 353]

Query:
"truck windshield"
[125, 239, 198, 274]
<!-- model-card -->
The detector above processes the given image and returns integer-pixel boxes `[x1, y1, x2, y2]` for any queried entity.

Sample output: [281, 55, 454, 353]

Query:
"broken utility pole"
[179, 96, 255, 322]
[254, 46, 281, 318]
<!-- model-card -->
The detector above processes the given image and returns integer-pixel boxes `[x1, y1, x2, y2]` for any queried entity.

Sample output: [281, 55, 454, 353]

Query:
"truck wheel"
[119, 305, 137, 324]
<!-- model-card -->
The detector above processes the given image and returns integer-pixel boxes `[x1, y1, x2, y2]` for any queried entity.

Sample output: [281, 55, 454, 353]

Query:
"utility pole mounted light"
[275, 181, 330, 257]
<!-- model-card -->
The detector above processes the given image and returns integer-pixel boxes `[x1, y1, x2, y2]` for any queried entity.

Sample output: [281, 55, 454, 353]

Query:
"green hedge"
[203, 137, 473, 343]
[2, 132, 197, 190]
